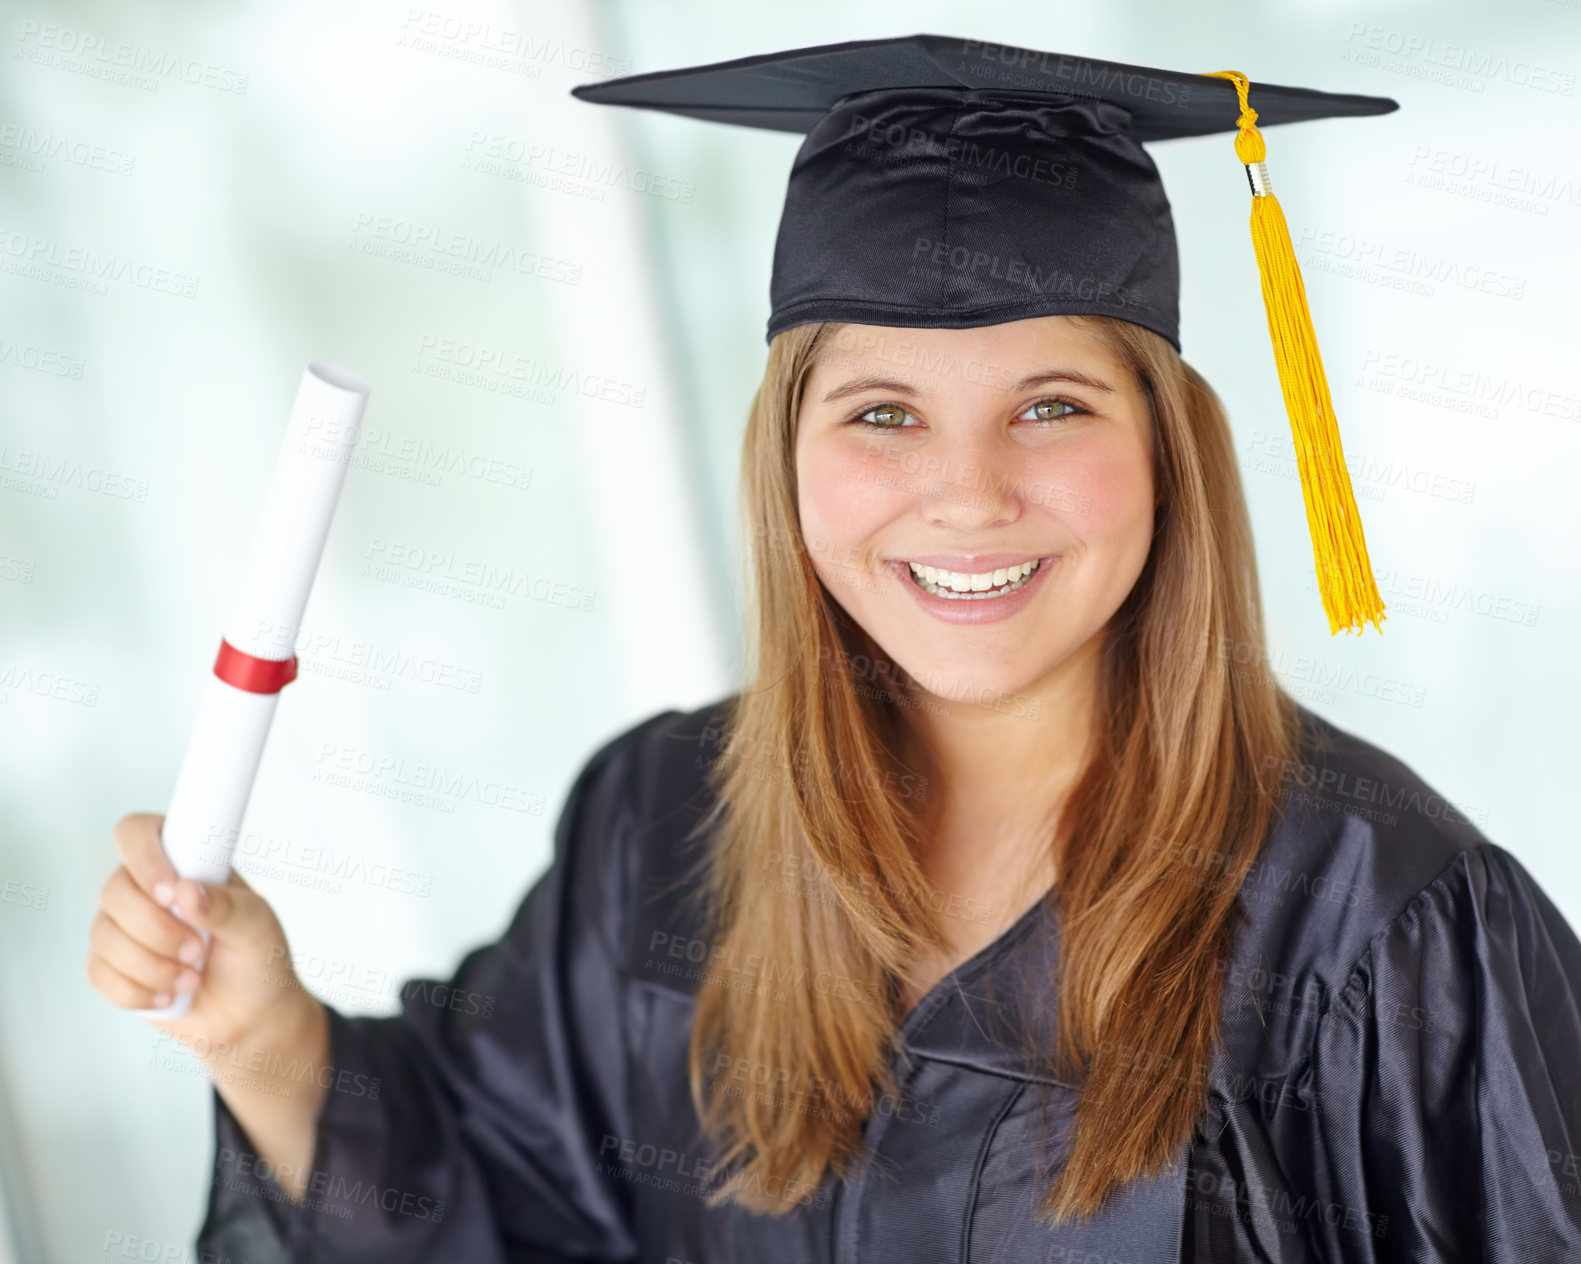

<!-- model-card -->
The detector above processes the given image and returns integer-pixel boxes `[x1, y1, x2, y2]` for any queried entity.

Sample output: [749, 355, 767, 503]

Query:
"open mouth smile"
[905, 559, 1042, 600]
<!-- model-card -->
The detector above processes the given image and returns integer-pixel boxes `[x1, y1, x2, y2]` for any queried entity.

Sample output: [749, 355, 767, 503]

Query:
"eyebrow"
[818, 367, 1116, 404]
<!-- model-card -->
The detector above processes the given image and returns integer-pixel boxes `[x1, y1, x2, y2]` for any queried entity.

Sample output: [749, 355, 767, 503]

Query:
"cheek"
[797, 437, 900, 553]
[1048, 432, 1154, 548]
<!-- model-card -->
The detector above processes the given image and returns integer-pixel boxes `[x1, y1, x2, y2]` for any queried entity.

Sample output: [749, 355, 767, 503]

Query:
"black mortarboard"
[571, 35, 1395, 350]
[572, 35, 1397, 634]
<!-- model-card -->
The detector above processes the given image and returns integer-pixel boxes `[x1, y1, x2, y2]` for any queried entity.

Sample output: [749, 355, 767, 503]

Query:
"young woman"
[89, 38, 1581, 1264]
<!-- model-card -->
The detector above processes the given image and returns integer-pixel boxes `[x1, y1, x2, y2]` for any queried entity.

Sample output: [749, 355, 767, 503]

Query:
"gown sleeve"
[193, 716, 666, 1263]
[1211, 841, 1581, 1262]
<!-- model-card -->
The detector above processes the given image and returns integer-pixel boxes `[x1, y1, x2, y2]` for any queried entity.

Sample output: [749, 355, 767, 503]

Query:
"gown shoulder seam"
[1320, 840, 1491, 1028]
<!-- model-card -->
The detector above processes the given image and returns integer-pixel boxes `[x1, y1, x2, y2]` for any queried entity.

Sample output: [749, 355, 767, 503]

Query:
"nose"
[912, 426, 1025, 532]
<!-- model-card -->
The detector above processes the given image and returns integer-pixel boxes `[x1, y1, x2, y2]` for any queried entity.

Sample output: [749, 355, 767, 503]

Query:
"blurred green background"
[2, 1, 1578, 1258]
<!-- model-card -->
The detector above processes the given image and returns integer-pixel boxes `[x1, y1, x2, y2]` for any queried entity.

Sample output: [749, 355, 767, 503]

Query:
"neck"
[896, 633, 1103, 914]
[904, 634, 1100, 809]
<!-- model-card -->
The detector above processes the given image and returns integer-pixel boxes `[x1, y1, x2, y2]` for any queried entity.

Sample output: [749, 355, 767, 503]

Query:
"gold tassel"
[1205, 70, 1385, 636]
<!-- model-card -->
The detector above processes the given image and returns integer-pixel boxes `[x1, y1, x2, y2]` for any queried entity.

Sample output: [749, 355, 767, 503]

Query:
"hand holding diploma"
[85, 362, 370, 1035]
[88, 812, 332, 1200]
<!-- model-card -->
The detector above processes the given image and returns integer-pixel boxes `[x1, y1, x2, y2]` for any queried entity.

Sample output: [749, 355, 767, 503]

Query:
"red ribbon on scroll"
[212, 640, 299, 695]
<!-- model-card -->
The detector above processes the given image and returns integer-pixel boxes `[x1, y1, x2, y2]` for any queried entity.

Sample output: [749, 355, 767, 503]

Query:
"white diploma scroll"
[135, 361, 371, 1021]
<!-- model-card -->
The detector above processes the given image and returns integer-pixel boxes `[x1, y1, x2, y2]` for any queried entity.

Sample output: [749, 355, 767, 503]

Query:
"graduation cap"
[571, 35, 1394, 635]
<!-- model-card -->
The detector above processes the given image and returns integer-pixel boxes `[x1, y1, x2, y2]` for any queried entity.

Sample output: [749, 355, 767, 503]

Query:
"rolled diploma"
[135, 361, 371, 1021]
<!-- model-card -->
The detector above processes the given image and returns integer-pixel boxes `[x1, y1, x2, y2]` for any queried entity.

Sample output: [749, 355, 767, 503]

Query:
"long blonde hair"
[685, 316, 1301, 1223]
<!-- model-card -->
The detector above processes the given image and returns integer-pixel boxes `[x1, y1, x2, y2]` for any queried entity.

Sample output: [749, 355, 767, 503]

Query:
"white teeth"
[904, 558, 1043, 600]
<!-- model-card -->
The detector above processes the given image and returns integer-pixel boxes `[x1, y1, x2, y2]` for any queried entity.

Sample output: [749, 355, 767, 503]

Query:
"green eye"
[855, 404, 914, 429]
[1021, 398, 1084, 424]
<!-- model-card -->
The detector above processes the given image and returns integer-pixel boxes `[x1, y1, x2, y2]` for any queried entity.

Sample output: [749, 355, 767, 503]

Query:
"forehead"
[806, 316, 1128, 395]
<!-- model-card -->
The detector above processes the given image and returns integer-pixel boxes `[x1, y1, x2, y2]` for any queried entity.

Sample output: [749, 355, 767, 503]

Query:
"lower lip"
[886, 556, 1057, 626]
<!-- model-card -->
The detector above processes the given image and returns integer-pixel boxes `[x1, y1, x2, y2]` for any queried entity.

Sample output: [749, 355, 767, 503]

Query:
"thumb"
[172, 873, 278, 952]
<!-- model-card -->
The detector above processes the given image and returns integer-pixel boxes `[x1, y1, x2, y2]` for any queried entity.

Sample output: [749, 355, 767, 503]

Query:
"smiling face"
[794, 316, 1158, 710]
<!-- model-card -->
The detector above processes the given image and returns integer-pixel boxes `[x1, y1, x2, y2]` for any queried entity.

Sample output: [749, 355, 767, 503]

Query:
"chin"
[920, 659, 1051, 706]
[871, 633, 1065, 711]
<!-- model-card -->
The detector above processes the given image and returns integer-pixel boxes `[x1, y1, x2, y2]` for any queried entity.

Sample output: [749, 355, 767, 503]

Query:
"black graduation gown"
[195, 697, 1581, 1262]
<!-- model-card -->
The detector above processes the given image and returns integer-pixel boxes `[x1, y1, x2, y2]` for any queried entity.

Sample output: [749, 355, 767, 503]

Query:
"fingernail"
[153, 882, 174, 907]
[151, 991, 172, 1008]
[174, 971, 199, 995]
[195, 883, 211, 912]
[178, 939, 202, 964]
